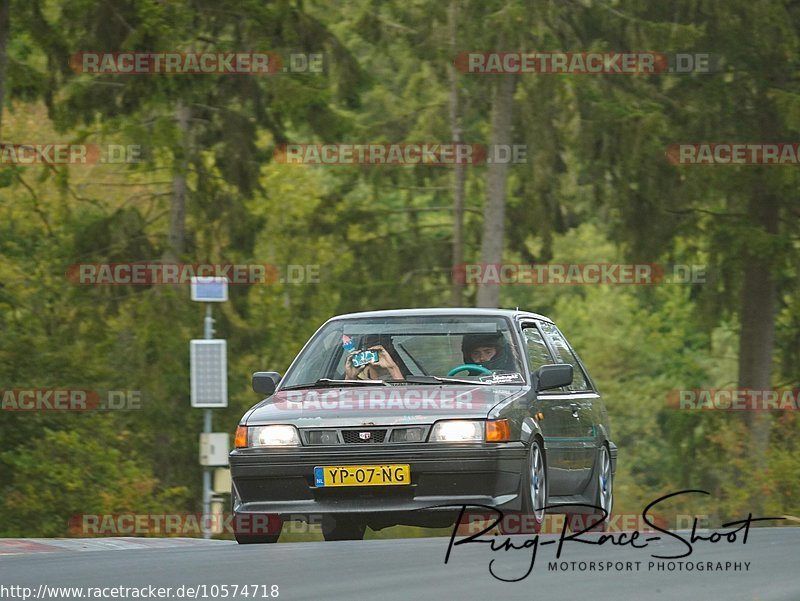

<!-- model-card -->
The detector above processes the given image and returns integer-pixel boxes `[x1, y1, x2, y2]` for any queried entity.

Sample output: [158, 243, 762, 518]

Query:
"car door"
[538, 321, 597, 493]
[520, 321, 586, 496]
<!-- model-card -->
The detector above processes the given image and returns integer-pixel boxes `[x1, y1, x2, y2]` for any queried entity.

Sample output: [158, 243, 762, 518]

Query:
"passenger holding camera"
[345, 344, 403, 380]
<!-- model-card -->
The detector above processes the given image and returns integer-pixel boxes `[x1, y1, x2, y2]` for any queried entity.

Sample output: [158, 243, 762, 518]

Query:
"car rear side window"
[522, 326, 554, 373]
[539, 322, 590, 391]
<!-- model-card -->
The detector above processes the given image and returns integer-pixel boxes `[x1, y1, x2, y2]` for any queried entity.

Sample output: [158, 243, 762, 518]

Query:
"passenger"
[344, 335, 404, 380]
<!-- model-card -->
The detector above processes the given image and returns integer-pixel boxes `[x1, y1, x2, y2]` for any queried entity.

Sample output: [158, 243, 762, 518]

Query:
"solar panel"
[190, 340, 228, 407]
[190, 276, 228, 302]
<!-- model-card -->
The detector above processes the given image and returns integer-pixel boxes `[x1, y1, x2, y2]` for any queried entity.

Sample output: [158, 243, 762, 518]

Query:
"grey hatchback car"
[229, 308, 616, 543]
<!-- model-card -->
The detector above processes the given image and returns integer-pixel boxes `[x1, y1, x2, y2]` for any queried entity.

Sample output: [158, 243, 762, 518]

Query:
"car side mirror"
[252, 372, 282, 396]
[533, 364, 573, 392]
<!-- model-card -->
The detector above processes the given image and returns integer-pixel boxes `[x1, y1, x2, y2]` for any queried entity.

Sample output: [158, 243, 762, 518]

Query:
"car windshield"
[280, 315, 526, 388]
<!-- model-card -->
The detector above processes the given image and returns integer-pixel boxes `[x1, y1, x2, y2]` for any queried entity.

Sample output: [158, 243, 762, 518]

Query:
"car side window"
[539, 322, 590, 391]
[522, 325, 555, 374]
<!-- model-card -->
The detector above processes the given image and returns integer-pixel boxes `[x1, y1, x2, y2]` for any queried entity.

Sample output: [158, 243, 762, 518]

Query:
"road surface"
[0, 528, 797, 600]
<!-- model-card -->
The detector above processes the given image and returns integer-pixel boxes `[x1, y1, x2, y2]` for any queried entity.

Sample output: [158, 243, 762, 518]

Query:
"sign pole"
[190, 277, 228, 540]
[202, 304, 214, 539]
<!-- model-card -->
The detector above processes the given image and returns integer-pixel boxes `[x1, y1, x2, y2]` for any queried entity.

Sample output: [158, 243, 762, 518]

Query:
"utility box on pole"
[199, 433, 230, 466]
[213, 468, 232, 493]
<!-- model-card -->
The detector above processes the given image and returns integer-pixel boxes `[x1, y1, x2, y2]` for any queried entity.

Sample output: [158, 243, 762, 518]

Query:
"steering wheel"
[447, 363, 493, 376]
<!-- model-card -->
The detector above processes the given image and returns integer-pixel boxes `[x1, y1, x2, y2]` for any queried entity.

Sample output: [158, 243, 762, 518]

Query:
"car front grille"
[303, 426, 428, 446]
[341, 429, 387, 444]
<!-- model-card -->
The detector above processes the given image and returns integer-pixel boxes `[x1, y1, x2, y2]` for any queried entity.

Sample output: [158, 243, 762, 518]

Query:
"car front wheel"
[231, 486, 283, 544]
[499, 437, 546, 535]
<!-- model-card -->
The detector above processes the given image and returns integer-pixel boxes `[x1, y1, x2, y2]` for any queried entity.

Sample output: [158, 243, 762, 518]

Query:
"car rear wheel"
[322, 515, 366, 541]
[567, 443, 613, 533]
[499, 438, 546, 535]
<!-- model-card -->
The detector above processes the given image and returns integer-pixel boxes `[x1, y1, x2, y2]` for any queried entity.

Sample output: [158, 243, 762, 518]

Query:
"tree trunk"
[166, 100, 191, 260]
[476, 73, 515, 308]
[0, 0, 9, 137]
[448, 0, 466, 307]
[737, 190, 778, 513]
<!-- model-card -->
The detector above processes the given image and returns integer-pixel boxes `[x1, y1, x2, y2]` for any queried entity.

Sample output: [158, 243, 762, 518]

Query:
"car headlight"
[237, 425, 301, 448]
[429, 420, 484, 442]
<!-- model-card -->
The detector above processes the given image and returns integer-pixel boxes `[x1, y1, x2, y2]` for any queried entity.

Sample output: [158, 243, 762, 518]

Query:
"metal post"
[202, 304, 214, 539]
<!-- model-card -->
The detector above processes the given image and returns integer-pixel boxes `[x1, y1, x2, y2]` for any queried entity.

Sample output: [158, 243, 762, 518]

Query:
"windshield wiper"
[281, 378, 390, 391]
[397, 375, 491, 386]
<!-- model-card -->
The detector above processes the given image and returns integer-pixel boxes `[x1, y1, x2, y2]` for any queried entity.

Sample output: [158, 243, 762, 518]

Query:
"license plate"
[314, 464, 411, 487]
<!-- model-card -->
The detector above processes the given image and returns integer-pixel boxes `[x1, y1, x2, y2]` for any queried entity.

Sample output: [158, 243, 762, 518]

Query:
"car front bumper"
[229, 442, 527, 527]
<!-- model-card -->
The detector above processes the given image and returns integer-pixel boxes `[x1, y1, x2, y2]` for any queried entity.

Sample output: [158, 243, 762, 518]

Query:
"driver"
[461, 332, 517, 372]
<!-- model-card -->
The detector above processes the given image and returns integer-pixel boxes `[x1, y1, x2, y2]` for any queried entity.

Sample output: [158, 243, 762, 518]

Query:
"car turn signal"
[235, 425, 248, 448]
[486, 419, 511, 442]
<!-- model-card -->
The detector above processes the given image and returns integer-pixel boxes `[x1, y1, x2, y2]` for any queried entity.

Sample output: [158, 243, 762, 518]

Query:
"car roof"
[327, 307, 554, 324]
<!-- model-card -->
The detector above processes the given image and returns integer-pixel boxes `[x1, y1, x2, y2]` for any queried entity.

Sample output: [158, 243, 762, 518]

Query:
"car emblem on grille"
[358, 431, 372, 440]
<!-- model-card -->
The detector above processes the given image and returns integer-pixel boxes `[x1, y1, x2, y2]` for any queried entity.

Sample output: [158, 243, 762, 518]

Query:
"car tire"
[322, 515, 366, 541]
[567, 443, 613, 533]
[234, 529, 281, 545]
[231, 486, 283, 544]
[499, 437, 546, 535]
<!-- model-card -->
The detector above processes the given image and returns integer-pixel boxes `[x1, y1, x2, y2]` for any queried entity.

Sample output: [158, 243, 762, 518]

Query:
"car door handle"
[570, 403, 580, 418]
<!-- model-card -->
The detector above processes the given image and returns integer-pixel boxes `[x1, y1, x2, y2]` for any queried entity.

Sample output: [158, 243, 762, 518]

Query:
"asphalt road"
[0, 528, 798, 601]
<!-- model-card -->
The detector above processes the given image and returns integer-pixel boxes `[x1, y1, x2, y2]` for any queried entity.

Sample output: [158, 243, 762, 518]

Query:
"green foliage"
[0, 425, 189, 537]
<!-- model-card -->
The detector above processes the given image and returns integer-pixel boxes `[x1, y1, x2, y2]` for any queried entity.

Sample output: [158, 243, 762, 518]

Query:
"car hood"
[243, 384, 526, 427]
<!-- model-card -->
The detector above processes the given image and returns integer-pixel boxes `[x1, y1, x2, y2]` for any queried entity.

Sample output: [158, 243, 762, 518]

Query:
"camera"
[351, 350, 380, 368]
